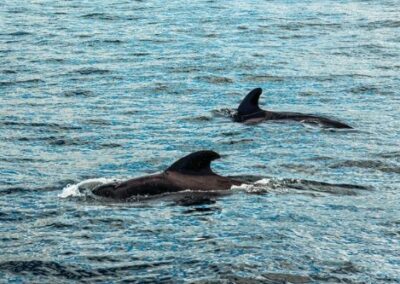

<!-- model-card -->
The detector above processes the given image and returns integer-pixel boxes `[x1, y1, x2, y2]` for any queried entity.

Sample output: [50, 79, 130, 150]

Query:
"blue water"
[1, 0, 400, 282]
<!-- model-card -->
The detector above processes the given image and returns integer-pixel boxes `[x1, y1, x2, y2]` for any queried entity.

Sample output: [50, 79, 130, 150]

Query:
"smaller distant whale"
[233, 88, 352, 129]
[92, 151, 242, 200]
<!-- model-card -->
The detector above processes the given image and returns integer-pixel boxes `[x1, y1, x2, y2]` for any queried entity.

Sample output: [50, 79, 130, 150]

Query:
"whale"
[92, 151, 242, 200]
[232, 88, 352, 129]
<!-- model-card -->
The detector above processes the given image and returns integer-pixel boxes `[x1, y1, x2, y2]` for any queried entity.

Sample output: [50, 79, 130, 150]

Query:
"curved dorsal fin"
[166, 150, 220, 175]
[237, 88, 263, 115]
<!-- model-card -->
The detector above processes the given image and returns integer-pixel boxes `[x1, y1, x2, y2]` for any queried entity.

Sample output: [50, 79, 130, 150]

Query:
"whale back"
[237, 88, 263, 115]
[166, 150, 220, 175]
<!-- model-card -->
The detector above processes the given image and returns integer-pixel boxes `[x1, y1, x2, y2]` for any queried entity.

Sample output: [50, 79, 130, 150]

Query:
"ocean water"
[1, 0, 400, 282]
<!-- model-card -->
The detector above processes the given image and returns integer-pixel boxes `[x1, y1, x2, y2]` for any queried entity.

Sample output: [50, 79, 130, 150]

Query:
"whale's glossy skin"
[92, 151, 241, 200]
[233, 88, 352, 129]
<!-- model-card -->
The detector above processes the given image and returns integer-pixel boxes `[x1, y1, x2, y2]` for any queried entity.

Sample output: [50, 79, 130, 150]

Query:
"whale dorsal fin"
[237, 88, 263, 115]
[166, 150, 220, 175]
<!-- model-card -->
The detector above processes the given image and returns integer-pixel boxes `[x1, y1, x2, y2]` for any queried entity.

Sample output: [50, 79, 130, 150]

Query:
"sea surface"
[1, 0, 400, 282]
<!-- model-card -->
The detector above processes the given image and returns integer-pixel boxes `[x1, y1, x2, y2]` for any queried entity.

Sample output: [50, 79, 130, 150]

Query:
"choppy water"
[1, 0, 400, 282]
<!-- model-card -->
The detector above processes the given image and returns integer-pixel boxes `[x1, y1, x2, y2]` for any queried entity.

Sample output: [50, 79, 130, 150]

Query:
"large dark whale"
[233, 88, 352, 128]
[92, 151, 242, 200]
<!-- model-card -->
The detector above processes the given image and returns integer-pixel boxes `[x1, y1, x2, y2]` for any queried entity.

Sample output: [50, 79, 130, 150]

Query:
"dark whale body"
[233, 88, 352, 129]
[92, 151, 241, 200]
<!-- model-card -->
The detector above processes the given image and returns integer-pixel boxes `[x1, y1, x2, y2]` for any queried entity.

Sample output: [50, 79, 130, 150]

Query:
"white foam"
[230, 178, 271, 193]
[230, 178, 292, 194]
[58, 177, 118, 198]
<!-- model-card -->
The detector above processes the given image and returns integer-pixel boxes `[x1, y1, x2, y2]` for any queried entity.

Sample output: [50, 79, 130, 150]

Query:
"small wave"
[100, 143, 123, 148]
[376, 151, 400, 159]
[59, 178, 118, 198]
[62, 89, 94, 97]
[81, 13, 116, 20]
[360, 20, 400, 30]
[232, 178, 370, 196]
[0, 79, 44, 86]
[48, 138, 88, 146]
[349, 85, 379, 94]
[220, 138, 254, 145]
[72, 67, 110, 75]
[199, 75, 234, 84]
[211, 108, 236, 118]
[0, 121, 81, 131]
[180, 115, 213, 122]
[242, 74, 285, 82]
[330, 160, 400, 174]
[5, 31, 31, 36]
[1, 69, 17, 74]
[103, 39, 123, 44]
[132, 52, 150, 57]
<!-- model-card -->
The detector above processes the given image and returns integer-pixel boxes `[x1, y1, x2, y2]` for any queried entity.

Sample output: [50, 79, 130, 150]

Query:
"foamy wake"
[231, 178, 291, 194]
[231, 178, 271, 193]
[58, 178, 119, 198]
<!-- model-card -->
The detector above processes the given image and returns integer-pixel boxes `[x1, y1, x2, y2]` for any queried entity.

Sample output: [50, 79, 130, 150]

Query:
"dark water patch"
[220, 138, 253, 145]
[330, 160, 400, 174]
[100, 143, 123, 148]
[3, 31, 32, 36]
[278, 22, 341, 31]
[81, 13, 116, 20]
[0, 211, 26, 222]
[1, 121, 82, 131]
[0, 179, 75, 195]
[40, 222, 76, 230]
[199, 76, 234, 84]
[72, 67, 110, 75]
[182, 206, 220, 214]
[0, 187, 34, 195]
[168, 66, 202, 73]
[360, 20, 400, 30]
[349, 84, 392, 96]
[262, 273, 311, 283]
[204, 33, 218, 38]
[138, 38, 174, 44]
[122, 110, 140, 115]
[0, 260, 97, 280]
[49, 137, 88, 146]
[62, 89, 94, 97]
[279, 34, 316, 40]
[1, 69, 17, 74]
[20, 79, 45, 85]
[330, 261, 361, 274]
[221, 131, 240, 137]
[181, 116, 213, 122]
[242, 74, 285, 82]
[132, 52, 150, 57]
[0, 78, 44, 86]
[0, 157, 47, 163]
[375, 151, 400, 159]
[15, 135, 53, 142]
[83, 118, 112, 126]
[279, 178, 371, 195]
[77, 34, 93, 38]
[85, 255, 121, 263]
[152, 83, 169, 92]
[43, 58, 65, 63]
[103, 39, 124, 44]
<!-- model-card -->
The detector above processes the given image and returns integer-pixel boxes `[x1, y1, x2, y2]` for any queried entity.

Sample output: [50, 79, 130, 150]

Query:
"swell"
[0, 260, 171, 281]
